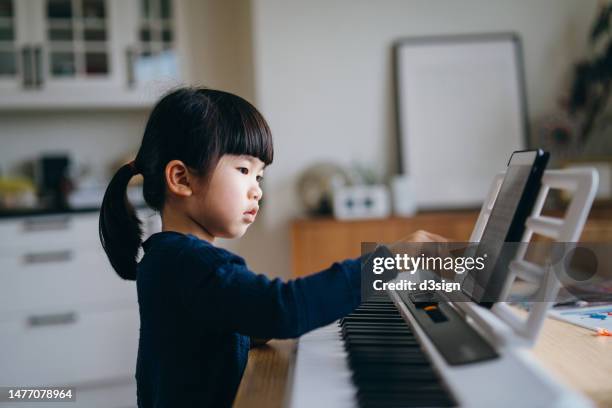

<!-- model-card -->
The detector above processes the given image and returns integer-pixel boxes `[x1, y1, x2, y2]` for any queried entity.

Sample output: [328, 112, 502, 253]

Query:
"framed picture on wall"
[394, 33, 528, 209]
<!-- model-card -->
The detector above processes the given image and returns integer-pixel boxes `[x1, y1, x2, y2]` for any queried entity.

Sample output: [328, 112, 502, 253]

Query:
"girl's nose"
[250, 183, 263, 201]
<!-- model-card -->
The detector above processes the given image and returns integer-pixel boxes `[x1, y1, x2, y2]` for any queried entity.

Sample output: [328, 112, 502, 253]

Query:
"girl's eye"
[238, 167, 249, 175]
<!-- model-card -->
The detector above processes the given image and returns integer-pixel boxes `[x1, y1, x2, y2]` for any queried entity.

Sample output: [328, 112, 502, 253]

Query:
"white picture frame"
[395, 33, 528, 209]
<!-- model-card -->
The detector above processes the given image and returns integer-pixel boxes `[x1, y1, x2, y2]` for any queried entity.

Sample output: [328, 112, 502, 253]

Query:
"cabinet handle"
[28, 311, 77, 327]
[22, 216, 71, 232]
[21, 46, 33, 89]
[23, 249, 73, 264]
[33, 45, 43, 88]
[126, 47, 136, 88]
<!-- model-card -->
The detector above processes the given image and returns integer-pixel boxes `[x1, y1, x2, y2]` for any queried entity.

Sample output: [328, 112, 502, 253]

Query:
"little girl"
[99, 87, 444, 407]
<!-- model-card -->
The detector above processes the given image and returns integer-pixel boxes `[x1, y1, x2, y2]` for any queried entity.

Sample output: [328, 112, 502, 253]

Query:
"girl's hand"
[362, 230, 451, 296]
[388, 230, 452, 277]
[390, 229, 450, 256]
[399, 229, 449, 244]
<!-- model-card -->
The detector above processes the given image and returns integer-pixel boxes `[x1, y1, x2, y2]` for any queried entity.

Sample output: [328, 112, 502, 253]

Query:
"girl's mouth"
[243, 208, 258, 222]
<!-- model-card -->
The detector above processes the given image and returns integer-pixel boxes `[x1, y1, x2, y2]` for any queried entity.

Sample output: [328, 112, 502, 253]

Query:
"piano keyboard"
[340, 293, 456, 407]
[291, 290, 594, 408]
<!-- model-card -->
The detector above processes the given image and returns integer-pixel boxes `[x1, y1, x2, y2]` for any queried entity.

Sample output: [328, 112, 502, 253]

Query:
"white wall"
[247, 0, 599, 278]
[0, 111, 148, 178]
[176, 0, 255, 102]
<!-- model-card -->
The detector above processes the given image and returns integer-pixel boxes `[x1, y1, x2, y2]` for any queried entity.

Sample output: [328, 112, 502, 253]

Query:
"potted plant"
[567, 1, 612, 145]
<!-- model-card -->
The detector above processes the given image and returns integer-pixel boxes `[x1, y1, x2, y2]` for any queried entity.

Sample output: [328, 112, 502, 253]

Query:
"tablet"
[462, 149, 550, 306]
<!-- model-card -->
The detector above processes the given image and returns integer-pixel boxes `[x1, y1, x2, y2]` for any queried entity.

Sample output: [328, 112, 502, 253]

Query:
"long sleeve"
[135, 232, 395, 408]
[175, 246, 362, 339]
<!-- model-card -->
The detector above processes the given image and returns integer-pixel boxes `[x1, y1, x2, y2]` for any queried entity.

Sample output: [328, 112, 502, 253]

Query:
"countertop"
[0, 206, 102, 219]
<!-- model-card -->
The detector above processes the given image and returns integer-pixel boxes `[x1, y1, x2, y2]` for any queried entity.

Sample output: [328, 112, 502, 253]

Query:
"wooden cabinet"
[291, 211, 478, 277]
[291, 209, 612, 277]
[0, 0, 180, 109]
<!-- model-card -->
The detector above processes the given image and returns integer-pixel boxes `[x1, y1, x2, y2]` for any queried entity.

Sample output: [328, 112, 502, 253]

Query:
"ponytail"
[99, 162, 143, 280]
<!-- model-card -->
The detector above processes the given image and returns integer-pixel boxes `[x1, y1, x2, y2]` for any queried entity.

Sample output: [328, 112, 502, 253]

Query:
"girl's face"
[194, 154, 264, 239]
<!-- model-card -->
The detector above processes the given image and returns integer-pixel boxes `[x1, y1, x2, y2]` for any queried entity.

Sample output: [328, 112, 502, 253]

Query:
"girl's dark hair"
[99, 87, 274, 280]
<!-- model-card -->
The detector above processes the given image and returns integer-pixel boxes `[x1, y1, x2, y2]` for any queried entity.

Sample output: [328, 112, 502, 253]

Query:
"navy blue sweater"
[135, 231, 362, 407]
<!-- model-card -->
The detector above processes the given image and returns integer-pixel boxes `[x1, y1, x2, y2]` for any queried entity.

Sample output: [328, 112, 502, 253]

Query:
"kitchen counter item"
[0, 177, 37, 209]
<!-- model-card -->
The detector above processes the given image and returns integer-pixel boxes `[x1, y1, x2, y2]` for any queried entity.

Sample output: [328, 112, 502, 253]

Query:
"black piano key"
[348, 356, 431, 365]
[358, 397, 455, 408]
[342, 315, 406, 322]
[342, 322, 410, 329]
[356, 387, 452, 395]
[342, 329, 415, 337]
[349, 356, 431, 365]
[352, 372, 440, 382]
[340, 293, 457, 407]
[345, 339, 421, 347]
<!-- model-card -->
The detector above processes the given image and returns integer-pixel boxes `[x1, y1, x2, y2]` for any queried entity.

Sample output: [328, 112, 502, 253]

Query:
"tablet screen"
[461, 150, 549, 305]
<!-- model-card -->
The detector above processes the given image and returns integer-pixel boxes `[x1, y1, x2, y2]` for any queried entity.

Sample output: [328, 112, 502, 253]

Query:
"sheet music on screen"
[462, 164, 535, 302]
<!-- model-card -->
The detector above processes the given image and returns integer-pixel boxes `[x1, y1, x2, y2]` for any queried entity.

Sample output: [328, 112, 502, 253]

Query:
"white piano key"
[290, 323, 357, 408]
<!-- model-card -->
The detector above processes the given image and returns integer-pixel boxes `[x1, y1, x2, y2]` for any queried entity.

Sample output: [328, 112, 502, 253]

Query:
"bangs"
[213, 92, 274, 166]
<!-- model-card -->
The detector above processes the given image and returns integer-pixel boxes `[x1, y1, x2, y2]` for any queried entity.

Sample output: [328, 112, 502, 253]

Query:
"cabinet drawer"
[0, 307, 139, 387]
[74, 380, 136, 408]
[0, 214, 99, 252]
[0, 247, 136, 317]
[0, 210, 160, 254]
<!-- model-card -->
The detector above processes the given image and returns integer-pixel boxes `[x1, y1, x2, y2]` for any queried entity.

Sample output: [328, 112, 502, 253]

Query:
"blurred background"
[1, 0, 611, 406]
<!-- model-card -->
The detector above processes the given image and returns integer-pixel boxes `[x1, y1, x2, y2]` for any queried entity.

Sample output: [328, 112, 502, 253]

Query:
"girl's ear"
[165, 160, 193, 197]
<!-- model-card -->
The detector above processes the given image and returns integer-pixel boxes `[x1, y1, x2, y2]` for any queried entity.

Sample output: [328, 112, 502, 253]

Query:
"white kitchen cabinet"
[0, 0, 182, 109]
[0, 307, 139, 387]
[0, 208, 160, 408]
[0, 245, 138, 316]
[0, 213, 100, 252]
[0, 0, 26, 91]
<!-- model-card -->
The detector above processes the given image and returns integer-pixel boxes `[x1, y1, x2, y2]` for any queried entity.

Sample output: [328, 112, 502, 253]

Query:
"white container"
[332, 185, 391, 220]
[391, 174, 418, 217]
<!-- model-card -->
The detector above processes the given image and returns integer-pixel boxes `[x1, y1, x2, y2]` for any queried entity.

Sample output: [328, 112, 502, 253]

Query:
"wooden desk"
[531, 315, 612, 407]
[234, 339, 297, 408]
[234, 316, 612, 408]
